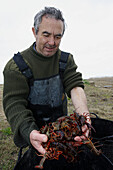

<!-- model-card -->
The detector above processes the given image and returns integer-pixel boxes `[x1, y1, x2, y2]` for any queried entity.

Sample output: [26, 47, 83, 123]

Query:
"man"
[3, 7, 90, 169]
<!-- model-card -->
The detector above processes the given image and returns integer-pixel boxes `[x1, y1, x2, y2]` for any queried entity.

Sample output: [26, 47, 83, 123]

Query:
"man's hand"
[74, 113, 91, 142]
[30, 130, 48, 154]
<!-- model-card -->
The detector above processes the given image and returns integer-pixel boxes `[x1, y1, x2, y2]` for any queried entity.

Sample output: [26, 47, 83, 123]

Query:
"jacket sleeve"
[63, 54, 84, 98]
[3, 59, 39, 148]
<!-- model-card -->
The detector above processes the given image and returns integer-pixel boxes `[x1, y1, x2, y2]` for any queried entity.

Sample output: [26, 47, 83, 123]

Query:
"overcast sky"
[0, 0, 113, 83]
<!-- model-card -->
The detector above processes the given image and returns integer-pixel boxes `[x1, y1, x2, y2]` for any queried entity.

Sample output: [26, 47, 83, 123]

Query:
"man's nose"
[48, 37, 55, 46]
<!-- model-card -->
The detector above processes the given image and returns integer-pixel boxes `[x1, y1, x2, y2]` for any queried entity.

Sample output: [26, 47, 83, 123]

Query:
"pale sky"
[0, 0, 113, 83]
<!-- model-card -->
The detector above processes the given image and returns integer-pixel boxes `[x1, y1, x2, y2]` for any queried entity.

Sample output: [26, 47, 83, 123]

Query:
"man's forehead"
[39, 16, 63, 34]
[41, 15, 63, 24]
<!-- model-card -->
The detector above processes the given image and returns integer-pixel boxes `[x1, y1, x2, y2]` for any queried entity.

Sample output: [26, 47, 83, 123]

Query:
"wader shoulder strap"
[13, 52, 34, 86]
[59, 51, 69, 79]
[13, 51, 69, 85]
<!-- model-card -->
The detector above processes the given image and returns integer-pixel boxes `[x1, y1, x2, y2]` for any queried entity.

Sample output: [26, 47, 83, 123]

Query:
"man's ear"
[32, 27, 36, 38]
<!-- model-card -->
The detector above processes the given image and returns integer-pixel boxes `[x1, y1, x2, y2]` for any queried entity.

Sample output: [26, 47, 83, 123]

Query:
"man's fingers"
[30, 130, 48, 154]
[37, 133, 48, 143]
[74, 124, 89, 142]
[74, 136, 82, 141]
[82, 124, 87, 132]
[30, 130, 48, 142]
[82, 124, 90, 138]
[35, 142, 46, 155]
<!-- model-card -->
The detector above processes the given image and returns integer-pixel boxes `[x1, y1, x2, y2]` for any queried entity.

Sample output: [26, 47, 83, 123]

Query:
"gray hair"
[33, 7, 66, 35]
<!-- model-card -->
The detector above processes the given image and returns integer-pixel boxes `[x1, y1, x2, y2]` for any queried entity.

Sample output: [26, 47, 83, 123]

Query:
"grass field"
[0, 77, 113, 169]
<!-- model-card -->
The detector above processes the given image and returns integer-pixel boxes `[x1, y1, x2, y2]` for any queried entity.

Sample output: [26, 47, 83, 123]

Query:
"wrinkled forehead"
[38, 16, 64, 35]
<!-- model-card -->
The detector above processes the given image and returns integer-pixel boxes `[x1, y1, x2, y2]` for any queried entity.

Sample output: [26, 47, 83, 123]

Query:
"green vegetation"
[0, 124, 19, 169]
[1, 127, 13, 136]
[83, 79, 90, 85]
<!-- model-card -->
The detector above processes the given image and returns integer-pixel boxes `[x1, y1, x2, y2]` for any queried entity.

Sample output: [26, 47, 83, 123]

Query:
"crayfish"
[35, 112, 101, 169]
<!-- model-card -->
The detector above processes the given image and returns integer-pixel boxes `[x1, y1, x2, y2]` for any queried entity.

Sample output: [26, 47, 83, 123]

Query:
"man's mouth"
[45, 46, 56, 52]
[45, 45, 56, 49]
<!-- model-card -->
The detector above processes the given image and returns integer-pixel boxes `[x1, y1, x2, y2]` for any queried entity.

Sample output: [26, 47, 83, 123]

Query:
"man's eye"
[43, 34, 49, 37]
[56, 36, 62, 39]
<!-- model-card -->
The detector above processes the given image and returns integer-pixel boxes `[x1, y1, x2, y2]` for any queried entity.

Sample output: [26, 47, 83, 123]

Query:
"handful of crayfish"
[35, 112, 101, 169]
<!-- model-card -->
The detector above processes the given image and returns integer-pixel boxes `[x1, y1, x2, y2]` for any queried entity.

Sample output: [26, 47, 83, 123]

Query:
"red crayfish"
[35, 112, 101, 169]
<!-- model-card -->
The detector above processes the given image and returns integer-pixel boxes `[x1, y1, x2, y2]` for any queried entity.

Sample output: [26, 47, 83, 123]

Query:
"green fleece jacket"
[3, 43, 84, 147]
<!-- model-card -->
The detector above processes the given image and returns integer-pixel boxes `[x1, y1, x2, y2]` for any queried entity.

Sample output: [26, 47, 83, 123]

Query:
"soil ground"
[0, 77, 113, 169]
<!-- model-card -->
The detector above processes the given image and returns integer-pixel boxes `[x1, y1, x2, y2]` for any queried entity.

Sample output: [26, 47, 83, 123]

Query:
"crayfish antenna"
[87, 123, 96, 133]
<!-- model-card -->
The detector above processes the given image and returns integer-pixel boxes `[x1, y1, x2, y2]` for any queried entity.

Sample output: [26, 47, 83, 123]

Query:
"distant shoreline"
[0, 76, 113, 85]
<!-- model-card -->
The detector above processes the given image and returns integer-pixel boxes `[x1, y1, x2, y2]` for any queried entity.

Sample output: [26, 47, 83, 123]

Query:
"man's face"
[32, 16, 64, 57]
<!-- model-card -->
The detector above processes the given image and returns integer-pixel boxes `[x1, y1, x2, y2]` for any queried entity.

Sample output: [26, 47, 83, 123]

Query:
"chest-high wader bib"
[13, 51, 69, 128]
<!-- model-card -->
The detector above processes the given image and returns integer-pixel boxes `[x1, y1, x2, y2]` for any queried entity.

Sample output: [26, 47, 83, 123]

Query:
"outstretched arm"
[71, 87, 91, 141]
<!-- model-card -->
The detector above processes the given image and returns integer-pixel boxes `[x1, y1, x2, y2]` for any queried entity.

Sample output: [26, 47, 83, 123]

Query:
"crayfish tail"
[35, 153, 48, 169]
[86, 138, 101, 156]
